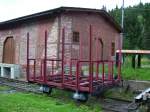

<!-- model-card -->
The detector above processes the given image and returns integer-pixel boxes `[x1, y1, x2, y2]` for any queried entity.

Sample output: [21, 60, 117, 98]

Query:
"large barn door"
[3, 37, 15, 64]
[99, 38, 103, 60]
[95, 38, 103, 60]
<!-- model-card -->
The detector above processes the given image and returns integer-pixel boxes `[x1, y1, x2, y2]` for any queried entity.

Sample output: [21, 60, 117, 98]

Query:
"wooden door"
[95, 38, 103, 60]
[99, 38, 103, 60]
[3, 37, 15, 64]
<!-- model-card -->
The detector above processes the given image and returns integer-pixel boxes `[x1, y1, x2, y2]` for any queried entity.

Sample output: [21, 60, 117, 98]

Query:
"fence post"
[76, 62, 79, 91]
[44, 30, 47, 83]
[26, 32, 29, 81]
[89, 25, 93, 93]
[102, 62, 105, 84]
[62, 28, 65, 85]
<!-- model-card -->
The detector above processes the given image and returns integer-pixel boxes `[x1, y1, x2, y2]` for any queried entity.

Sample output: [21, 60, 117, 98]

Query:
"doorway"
[95, 38, 103, 60]
[99, 38, 103, 60]
[3, 37, 15, 64]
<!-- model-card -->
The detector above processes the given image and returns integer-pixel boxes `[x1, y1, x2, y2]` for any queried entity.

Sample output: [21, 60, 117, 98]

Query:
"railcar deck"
[26, 26, 122, 98]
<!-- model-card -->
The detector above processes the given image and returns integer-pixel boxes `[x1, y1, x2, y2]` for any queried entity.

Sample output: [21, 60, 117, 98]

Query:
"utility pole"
[120, 0, 124, 49]
[140, 0, 141, 3]
[121, 0, 124, 30]
[118, 0, 125, 68]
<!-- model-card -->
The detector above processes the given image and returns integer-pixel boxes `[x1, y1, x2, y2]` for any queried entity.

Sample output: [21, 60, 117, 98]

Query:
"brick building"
[0, 7, 122, 78]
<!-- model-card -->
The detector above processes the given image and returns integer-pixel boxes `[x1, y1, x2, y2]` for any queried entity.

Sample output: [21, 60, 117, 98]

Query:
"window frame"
[111, 42, 115, 56]
[72, 31, 80, 44]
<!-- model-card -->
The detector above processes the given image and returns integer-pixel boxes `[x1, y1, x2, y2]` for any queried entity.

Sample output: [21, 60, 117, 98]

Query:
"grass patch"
[104, 88, 134, 101]
[0, 85, 11, 91]
[51, 89, 101, 112]
[121, 56, 150, 80]
[122, 67, 150, 80]
[0, 88, 101, 112]
[77, 56, 150, 81]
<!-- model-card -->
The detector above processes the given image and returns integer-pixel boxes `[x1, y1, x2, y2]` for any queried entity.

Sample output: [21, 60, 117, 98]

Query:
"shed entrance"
[95, 38, 103, 60]
[3, 37, 15, 64]
[99, 38, 103, 60]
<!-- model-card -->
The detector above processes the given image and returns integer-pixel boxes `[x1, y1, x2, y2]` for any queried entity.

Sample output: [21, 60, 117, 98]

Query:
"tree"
[109, 3, 150, 50]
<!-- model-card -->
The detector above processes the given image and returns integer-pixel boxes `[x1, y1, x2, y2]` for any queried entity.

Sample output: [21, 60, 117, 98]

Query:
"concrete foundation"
[123, 80, 150, 91]
[0, 63, 21, 79]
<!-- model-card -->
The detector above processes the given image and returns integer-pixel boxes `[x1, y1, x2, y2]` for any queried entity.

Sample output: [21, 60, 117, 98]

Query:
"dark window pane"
[111, 42, 115, 56]
[73, 32, 79, 43]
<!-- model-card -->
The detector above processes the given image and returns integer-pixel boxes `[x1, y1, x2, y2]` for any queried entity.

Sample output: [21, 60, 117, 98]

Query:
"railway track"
[0, 77, 42, 94]
[101, 98, 137, 112]
[0, 77, 138, 112]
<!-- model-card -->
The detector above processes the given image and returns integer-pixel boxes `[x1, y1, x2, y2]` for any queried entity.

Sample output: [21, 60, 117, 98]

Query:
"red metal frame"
[62, 28, 65, 85]
[26, 32, 29, 81]
[27, 25, 122, 94]
[44, 30, 47, 83]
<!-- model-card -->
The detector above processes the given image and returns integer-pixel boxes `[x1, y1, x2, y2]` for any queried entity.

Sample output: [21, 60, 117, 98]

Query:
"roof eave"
[0, 7, 122, 32]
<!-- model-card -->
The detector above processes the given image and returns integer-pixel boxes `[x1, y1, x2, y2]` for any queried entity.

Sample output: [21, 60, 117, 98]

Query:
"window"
[72, 32, 79, 43]
[111, 42, 115, 56]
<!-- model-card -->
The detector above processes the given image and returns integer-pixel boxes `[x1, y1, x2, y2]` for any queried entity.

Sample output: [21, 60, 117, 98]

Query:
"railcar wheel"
[73, 91, 89, 102]
[40, 85, 52, 94]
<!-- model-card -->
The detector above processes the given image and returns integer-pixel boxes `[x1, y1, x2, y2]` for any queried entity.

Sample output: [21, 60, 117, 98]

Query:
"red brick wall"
[0, 11, 120, 78]
[61, 12, 120, 61]
[0, 18, 59, 78]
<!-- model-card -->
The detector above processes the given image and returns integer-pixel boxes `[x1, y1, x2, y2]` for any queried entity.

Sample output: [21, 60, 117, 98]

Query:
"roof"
[116, 50, 150, 54]
[0, 7, 122, 32]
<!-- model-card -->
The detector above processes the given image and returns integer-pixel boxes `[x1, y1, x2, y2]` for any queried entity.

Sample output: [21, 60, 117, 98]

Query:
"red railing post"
[26, 32, 29, 81]
[96, 62, 99, 80]
[89, 25, 93, 93]
[79, 33, 82, 60]
[112, 61, 114, 82]
[62, 28, 65, 85]
[40, 60, 43, 80]
[44, 30, 48, 83]
[102, 62, 105, 84]
[52, 60, 54, 75]
[90, 62, 94, 93]
[118, 60, 121, 80]
[33, 60, 36, 81]
[118, 32, 122, 80]
[70, 59, 72, 76]
[76, 62, 79, 90]
[108, 62, 111, 80]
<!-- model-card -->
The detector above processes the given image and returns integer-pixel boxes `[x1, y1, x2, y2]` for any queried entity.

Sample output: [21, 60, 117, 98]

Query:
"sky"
[0, 0, 149, 22]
